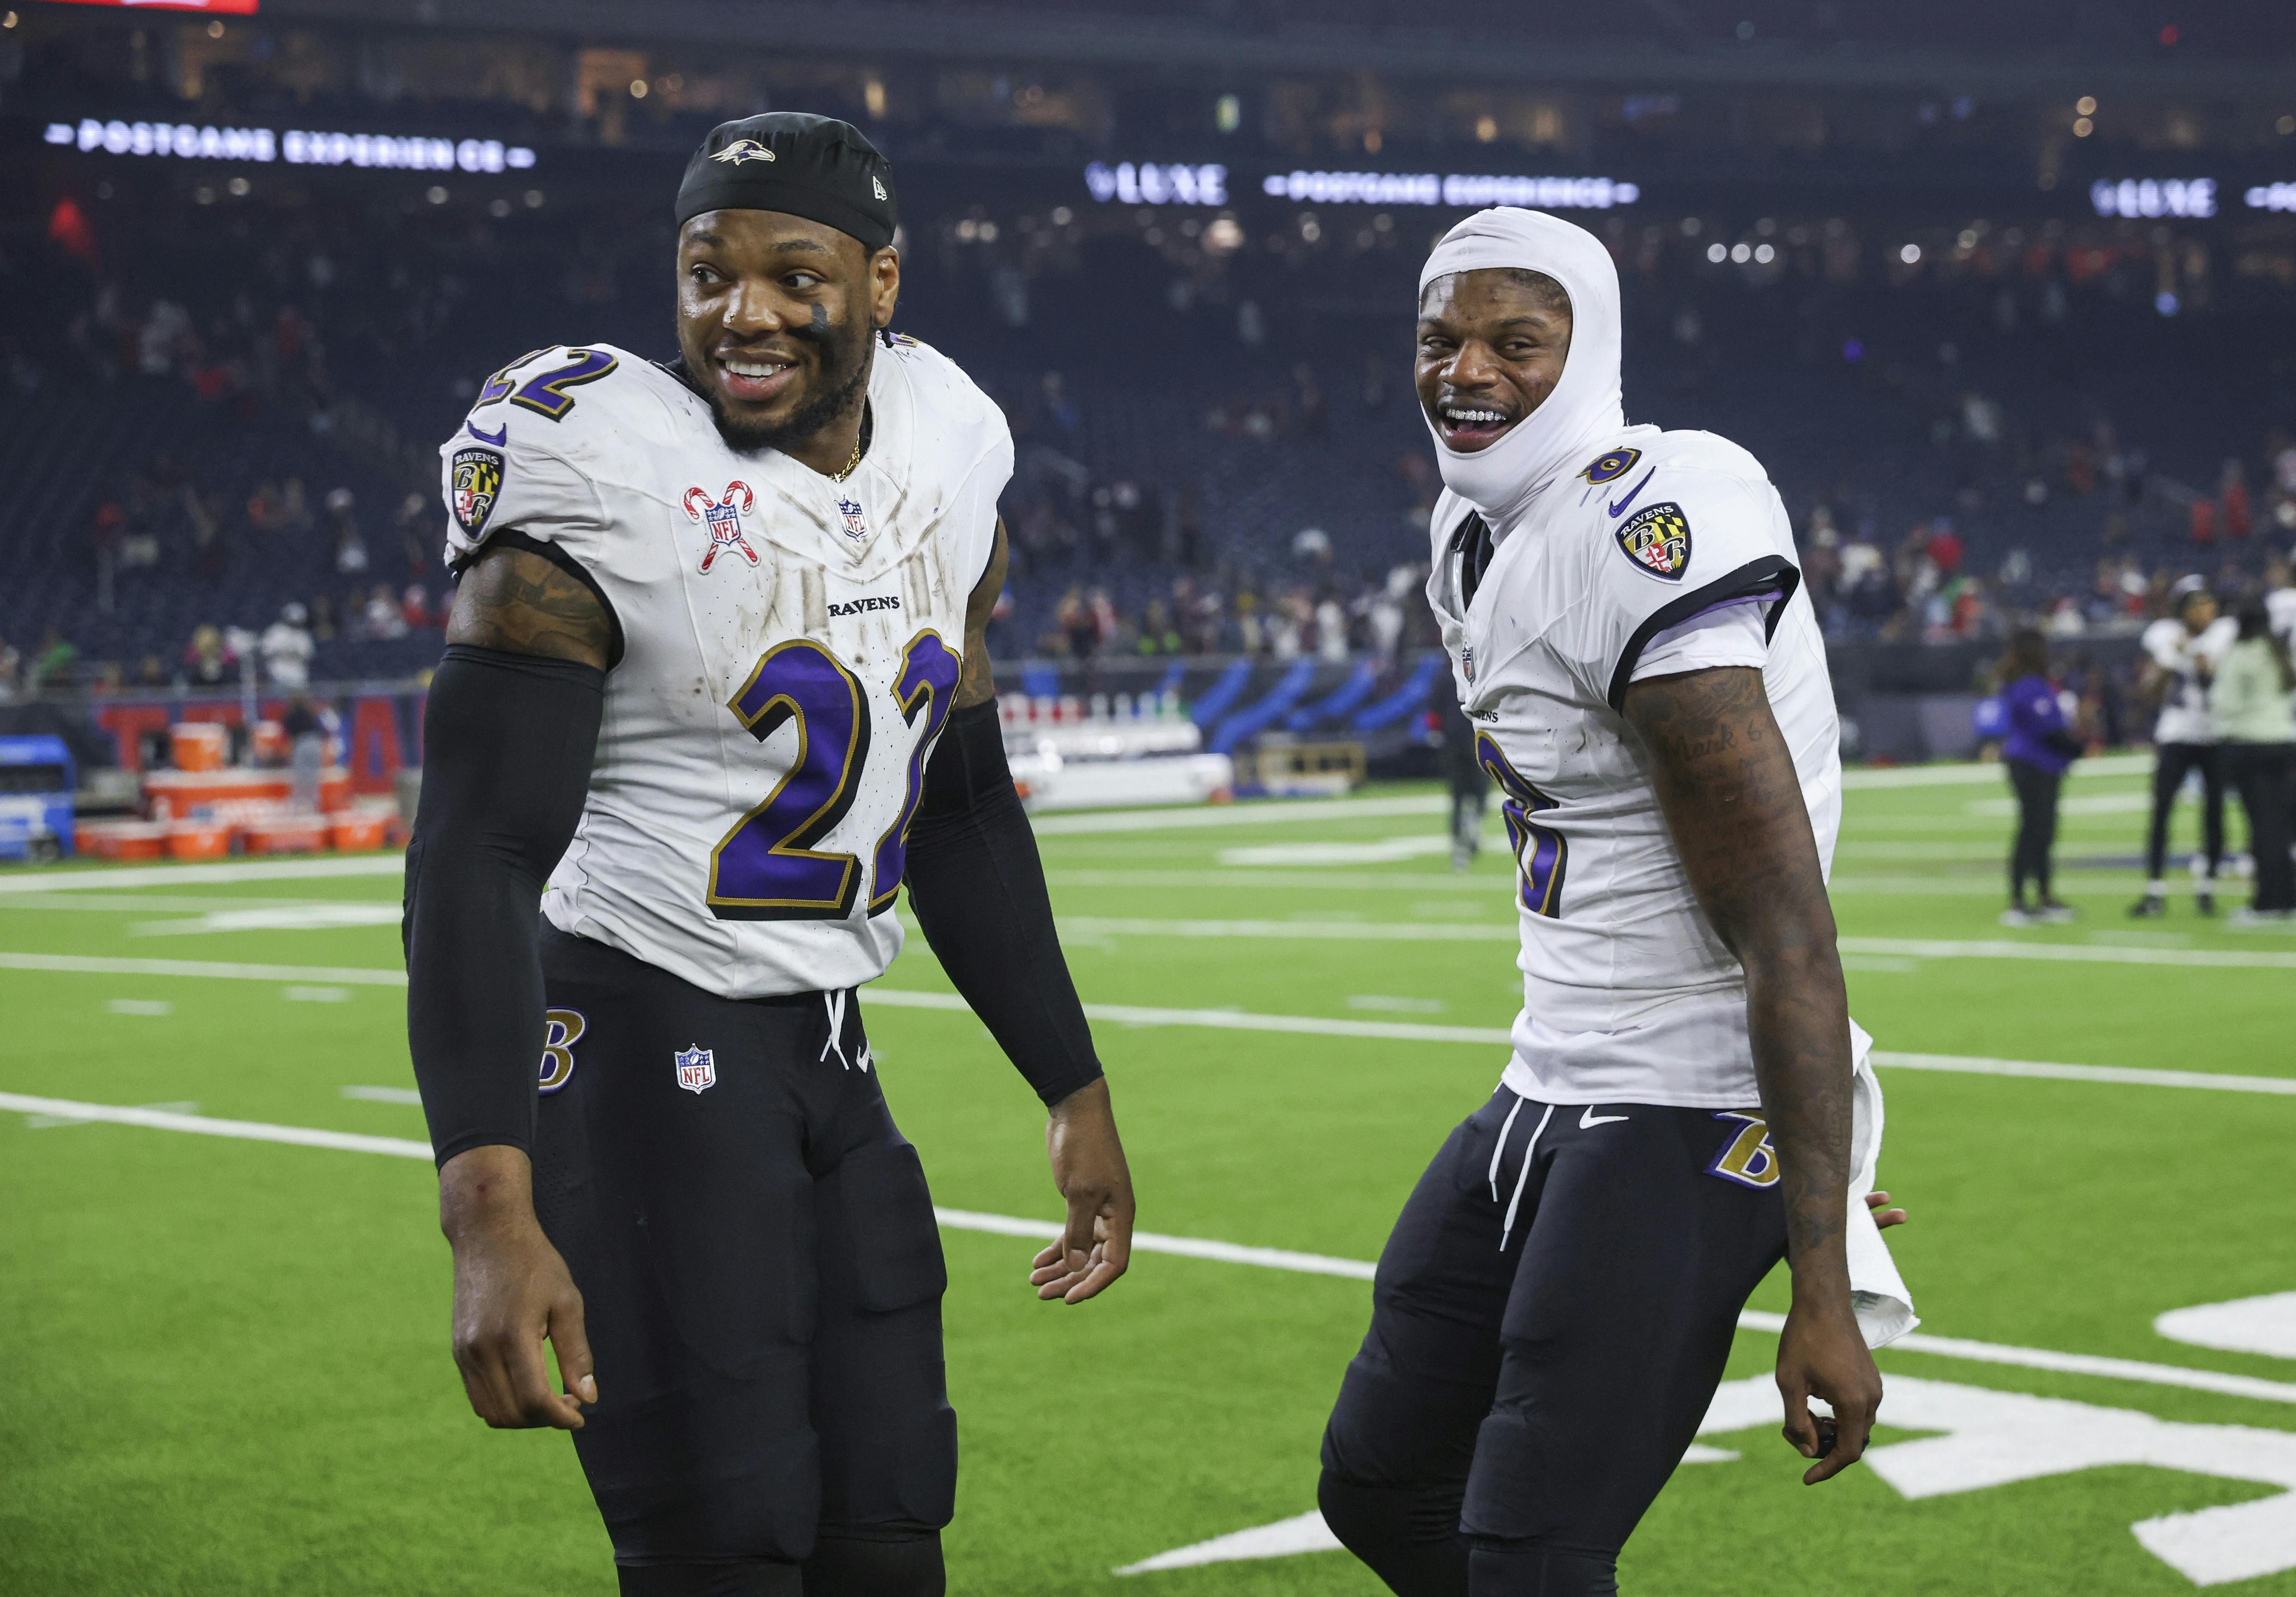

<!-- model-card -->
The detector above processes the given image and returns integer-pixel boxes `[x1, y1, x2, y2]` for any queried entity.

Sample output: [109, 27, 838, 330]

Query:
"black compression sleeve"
[902, 699, 1104, 1107]
[403, 643, 603, 1167]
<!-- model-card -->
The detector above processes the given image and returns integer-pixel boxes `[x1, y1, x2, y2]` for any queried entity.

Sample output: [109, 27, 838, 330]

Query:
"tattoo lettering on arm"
[954, 519, 1010, 709]
[1623, 665, 1852, 1280]
[446, 546, 613, 671]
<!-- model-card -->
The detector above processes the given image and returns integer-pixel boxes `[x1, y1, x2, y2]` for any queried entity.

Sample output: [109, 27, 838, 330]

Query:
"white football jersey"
[438, 336, 1009, 999]
[2142, 615, 2238, 745]
[1429, 424, 1844, 1108]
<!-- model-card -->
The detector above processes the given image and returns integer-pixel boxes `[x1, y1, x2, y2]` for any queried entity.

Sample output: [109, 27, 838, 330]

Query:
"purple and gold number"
[505, 348, 618, 421]
[475, 348, 543, 408]
[708, 641, 874, 920]
[868, 630, 965, 915]
[1475, 731, 1567, 918]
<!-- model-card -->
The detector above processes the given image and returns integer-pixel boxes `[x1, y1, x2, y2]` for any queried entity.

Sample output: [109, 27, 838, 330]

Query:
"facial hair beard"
[703, 309, 874, 456]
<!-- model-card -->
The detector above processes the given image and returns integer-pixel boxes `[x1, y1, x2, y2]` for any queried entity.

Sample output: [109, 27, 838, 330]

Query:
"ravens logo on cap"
[710, 138, 777, 166]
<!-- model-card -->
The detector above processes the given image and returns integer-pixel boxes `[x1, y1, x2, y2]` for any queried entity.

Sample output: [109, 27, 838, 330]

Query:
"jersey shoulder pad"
[465, 342, 637, 427]
[1588, 432, 1783, 594]
[1571, 436, 1797, 710]
[438, 343, 638, 570]
[885, 334, 1006, 436]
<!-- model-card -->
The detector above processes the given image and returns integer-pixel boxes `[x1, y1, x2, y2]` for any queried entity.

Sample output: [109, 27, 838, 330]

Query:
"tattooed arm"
[953, 517, 1010, 708]
[444, 545, 615, 668]
[1622, 664, 1880, 1485]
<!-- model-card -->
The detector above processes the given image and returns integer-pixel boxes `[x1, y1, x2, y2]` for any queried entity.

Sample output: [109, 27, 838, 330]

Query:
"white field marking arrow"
[1699, 1372, 2296, 1588]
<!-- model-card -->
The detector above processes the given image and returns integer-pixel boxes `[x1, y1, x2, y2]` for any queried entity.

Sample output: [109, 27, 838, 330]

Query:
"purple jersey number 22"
[707, 631, 963, 922]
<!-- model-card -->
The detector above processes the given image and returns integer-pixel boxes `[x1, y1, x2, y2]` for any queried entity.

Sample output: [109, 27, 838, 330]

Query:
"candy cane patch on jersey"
[685, 481, 759, 573]
[1613, 501, 1692, 581]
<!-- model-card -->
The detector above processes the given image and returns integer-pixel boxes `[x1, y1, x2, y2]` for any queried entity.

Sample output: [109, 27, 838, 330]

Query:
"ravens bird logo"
[711, 138, 776, 166]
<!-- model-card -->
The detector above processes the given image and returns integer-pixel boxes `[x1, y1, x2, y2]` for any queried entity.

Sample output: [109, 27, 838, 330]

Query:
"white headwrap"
[1417, 207, 1626, 527]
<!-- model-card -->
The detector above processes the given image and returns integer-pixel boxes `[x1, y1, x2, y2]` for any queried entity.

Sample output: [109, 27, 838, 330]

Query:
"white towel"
[1845, 1018, 1919, 1348]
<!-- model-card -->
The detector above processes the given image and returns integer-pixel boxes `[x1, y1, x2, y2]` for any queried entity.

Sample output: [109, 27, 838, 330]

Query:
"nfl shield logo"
[1462, 646, 1475, 684]
[836, 495, 869, 542]
[684, 481, 759, 573]
[673, 1045, 717, 1094]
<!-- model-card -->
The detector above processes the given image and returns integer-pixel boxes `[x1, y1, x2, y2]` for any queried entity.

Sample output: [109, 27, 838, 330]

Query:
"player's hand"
[1776, 1291, 1882, 1485]
[1867, 1190, 1908, 1228]
[438, 1145, 596, 1429]
[1033, 1077, 1134, 1304]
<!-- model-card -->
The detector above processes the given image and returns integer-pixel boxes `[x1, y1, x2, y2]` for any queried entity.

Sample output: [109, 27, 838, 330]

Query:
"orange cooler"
[171, 722, 228, 772]
[166, 821, 234, 859]
[329, 813, 391, 851]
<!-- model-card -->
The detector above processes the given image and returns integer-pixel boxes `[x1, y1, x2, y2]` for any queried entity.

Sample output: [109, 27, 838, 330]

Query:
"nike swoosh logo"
[1606, 468, 1655, 519]
[1579, 1108, 1630, 1128]
[466, 419, 508, 446]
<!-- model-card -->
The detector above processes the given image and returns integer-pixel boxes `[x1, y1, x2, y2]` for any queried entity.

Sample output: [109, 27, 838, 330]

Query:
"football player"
[1316, 208, 1914, 1596]
[402, 114, 1134, 1597]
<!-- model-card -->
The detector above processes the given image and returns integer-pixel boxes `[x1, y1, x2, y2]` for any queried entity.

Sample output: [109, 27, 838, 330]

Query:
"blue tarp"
[1352, 652, 1449, 732]
[1187, 657, 1256, 730]
[1209, 658, 1318, 754]
[1286, 658, 1378, 733]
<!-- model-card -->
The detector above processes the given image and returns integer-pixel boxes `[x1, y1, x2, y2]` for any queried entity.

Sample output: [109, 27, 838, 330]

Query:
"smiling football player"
[1315, 207, 1916, 1597]
[402, 112, 1134, 1597]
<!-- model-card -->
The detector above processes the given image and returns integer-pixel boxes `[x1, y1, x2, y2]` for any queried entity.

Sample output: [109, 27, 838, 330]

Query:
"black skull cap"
[675, 112, 897, 251]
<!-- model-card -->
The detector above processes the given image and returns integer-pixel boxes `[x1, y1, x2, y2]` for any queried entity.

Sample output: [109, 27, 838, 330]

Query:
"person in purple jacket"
[1998, 629, 2084, 925]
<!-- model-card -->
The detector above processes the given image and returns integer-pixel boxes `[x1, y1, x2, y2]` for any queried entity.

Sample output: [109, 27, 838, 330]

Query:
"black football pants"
[532, 929, 954, 1594]
[2005, 757, 2063, 903]
[2224, 742, 2296, 912]
[2145, 741, 2226, 881]
[1321, 1087, 1788, 1596]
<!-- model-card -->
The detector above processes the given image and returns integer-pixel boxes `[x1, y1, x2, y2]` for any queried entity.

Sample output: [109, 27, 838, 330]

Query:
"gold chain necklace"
[832, 431, 863, 482]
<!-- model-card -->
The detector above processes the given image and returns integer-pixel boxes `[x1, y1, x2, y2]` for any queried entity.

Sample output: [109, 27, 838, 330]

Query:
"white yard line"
[0, 856, 405, 893]
[1031, 795, 1447, 835]
[7, 1089, 2290, 1406]
[0, 894, 387, 913]
[1841, 755, 2150, 789]
[1873, 1051, 2296, 1095]
[867, 985, 1517, 1046]
[1731, 1310, 2296, 1406]
[1062, 915, 1516, 942]
[8, 951, 2295, 1092]
[0, 952, 413, 985]
[1838, 937, 2296, 970]
[1048, 869, 1504, 892]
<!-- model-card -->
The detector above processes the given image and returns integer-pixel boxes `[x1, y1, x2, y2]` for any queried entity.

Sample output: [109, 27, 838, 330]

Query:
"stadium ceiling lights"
[1082, 163, 1638, 210]
[1084, 162, 1229, 205]
[45, 119, 536, 174]
[1259, 171, 1638, 208]
[2088, 177, 2216, 218]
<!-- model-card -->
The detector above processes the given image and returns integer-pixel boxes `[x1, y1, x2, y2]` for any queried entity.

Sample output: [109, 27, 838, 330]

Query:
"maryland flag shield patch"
[450, 446, 504, 538]
[1614, 501, 1691, 581]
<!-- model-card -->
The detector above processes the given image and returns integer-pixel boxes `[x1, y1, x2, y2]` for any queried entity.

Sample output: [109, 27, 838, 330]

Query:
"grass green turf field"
[4, 753, 2293, 1595]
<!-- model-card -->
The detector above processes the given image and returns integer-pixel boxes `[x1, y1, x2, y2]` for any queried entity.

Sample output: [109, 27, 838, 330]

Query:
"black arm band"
[902, 699, 1105, 1107]
[403, 643, 604, 1167]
